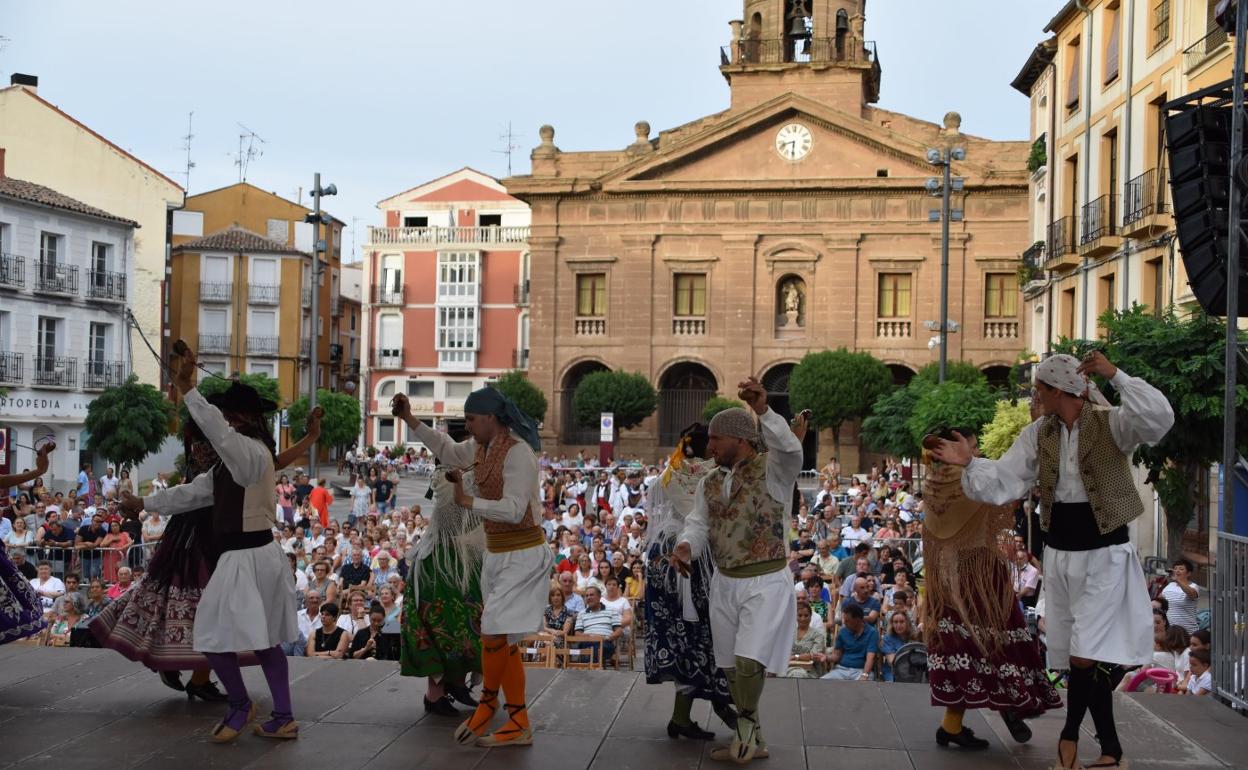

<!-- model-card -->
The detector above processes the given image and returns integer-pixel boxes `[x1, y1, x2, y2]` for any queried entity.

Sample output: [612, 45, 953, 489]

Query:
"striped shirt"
[574, 605, 620, 637]
[1161, 580, 1200, 633]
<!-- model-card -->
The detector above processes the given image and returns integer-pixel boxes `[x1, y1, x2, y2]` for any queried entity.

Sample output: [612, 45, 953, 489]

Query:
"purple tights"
[204, 646, 294, 732]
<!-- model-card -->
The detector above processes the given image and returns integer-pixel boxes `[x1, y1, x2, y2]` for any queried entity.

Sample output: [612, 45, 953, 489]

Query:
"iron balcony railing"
[1046, 216, 1077, 258]
[375, 349, 402, 368]
[349, 358, 361, 374]
[86, 270, 126, 302]
[200, 282, 232, 303]
[33, 261, 78, 296]
[374, 285, 404, 305]
[1022, 241, 1046, 270]
[0, 351, 23, 385]
[248, 284, 280, 305]
[33, 356, 76, 388]
[329, 343, 343, 362]
[1080, 194, 1119, 244]
[722, 37, 878, 67]
[1184, 24, 1228, 71]
[301, 288, 312, 307]
[299, 339, 311, 358]
[198, 333, 231, 354]
[330, 296, 341, 316]
[0, 254, 25, 290]
[83, 360, 125, 390]
[247, 336, 279, 356]
[1124, 167, 1168, 224]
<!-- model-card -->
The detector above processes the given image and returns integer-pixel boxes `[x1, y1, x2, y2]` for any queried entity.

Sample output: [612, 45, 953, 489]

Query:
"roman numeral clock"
[775, 123, 813, 161]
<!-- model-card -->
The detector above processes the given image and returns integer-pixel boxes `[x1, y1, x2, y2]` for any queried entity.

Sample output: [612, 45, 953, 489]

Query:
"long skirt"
[0, 549, 45, 644]
[928, 588, 1062, 715]
[400, 543, 483, 681]
[643, 540, 731, 704]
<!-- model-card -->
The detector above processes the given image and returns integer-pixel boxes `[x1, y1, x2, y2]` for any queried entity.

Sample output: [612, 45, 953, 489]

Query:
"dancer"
[931, 351, 1173, 769]
[399, 460, 485, 717]
[919, 429, 1061, 751]
[672, 377, 804, 764]
[0, 442, 56, 645]
[92, 406, 321, 700]
[119, 345, 300, 743]
[392, 387, 551, 748]
[645, 423, 737, 741]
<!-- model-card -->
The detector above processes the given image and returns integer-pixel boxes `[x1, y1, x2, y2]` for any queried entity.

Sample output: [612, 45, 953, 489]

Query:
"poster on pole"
[600, 413, 614, 443]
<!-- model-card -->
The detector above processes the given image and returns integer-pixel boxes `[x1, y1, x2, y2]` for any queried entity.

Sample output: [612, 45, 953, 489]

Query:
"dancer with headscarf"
[0, 442, 55, 645]
[671, 377, 804, 764]
[119, 345, 301, 743]
[391, 386, 551, 748]
[645, 423, 737, 741]
[930, 351, 1173, 770]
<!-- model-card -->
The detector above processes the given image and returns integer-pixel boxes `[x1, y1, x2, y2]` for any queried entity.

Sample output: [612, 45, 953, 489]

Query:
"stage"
[0, 645, 1244, 769]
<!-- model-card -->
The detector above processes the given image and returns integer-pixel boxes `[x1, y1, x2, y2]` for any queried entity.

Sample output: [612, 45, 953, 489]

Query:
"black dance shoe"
[1002, 711, 1033, 743]
[667, 720, 716, 740]
[936, 726, 990, 750]
[159, 670, 185, 692]
[186, 680, 227, 702]
[424, 695, 460, 716]
[713, 703, 739, 731]
[446, 681, 478, 708]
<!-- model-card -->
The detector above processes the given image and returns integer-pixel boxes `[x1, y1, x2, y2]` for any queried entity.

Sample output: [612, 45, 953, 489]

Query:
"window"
[40, 232, 60, 265]
[402, 216, 428, 228]
[407, 380, 435, 398]
[203, 255, 229, 287]
[92, 242, 110, 273]
[266, 219, 288, 244]
[478, 214, 502, 227]
[1100, 273, 1117, 316]
[446, 381, 473, 399]
[1065, 36, 1081, 110]
[576, 273, 607, 316]
[984, 273, 1018, 318]
[877, 273, 911, 318]
[0, 311, 10, 353]
[381, 254, 402, 293]
[437, 252, 478, 301]
[250, 309, 276, 336]
[378, 380, 396, 398]
[1144, 257, 1165, 316]
[249, 362, 275, 378]
[673, 273, 707, 316]
[437, 306, 477, 350]
[251, 257, 277, 286]
[1061, 287, 1077, 339]
[201, 359, 228, 375]
[1104, 3, 1121, 84]
[1105, 130, 1119, 204]
[89, 323, 108, 363]
[37, 317, 58, 362]
[201, 308, 227, 334]
[377, 418, 396, 444]
[1152, 0, 1170, 48]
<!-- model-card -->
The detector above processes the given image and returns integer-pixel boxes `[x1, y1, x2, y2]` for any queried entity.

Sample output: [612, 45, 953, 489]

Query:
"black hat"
[206, 382, 277, 414]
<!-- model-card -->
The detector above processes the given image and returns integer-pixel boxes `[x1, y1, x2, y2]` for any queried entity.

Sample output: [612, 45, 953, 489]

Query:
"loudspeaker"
[1166, 102, 1248, 317]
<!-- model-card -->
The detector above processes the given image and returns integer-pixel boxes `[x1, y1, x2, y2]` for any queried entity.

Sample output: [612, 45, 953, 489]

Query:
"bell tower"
[721, 0, 881, 113]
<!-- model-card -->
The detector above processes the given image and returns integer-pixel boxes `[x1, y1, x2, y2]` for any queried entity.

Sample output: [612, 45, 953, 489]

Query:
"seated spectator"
[810, 540, 839, 580]
[822, 604, 878, 681]
[29, 560, 65, 615]
[834, 544, 876, 584]
[1189, 629, 1211, 656]
[785, 600, 827, 678]
[371, 552, 398, 594]
[543, 587, 575, 648]
[1153, 626, 1191, 685]
[880, 611, 915, 682]
[573, 586, 621, 665]
[293, 590, 322, 656]
[557, 572, 586, 613]
[307, 601, 349, 659]
[789, 528, 816, 574]
[601, 576, 632, 628]
[1186, 649, 1212, 695]
[841, 576, 882, 626]
[883, 570, 914, 608]
[573, 553, 599, 595]
[48, 597, 82, 647]
[79, 578, 110, 625]
[339, 547, 371, 595]
[106, 566, 135, 600]
[338, 589, 370, 638]
[348, 601, 391, 660]
[51, 574, 83, 618]
[840, 515, 872, 550]
[10, 549, 36, 581]
[624, 562, 645, 600]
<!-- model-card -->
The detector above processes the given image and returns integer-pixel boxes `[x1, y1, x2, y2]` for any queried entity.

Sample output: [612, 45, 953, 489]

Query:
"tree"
[179, 372, 282, 425]
[789, 348, 893, 458]
[287, 389, 361, 450]
[861, 379, 930, 459]
[492, 370, 548, 425]
[980, 400, 1034, 460]
[84, 375, 174, 470]
[701, 396, 744, 422]
[571, 370, 658, 434]
[915, 360, 987, 387]
[906, 381, 999, 448]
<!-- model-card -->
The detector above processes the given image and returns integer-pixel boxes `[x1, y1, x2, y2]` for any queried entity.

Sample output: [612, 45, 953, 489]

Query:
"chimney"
[10, 73, 37, 93]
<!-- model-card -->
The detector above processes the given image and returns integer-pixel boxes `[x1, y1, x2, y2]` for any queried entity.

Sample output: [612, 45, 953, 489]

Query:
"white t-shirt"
[1187, 669, 1211, 695]
[603, 594, 630, 618]
[293, 570, 308, 593]
[841, 525, 871, 548]
[561, 512, 584, 531]
[30, 575, 66, 611]
[100, 475, 119, 497]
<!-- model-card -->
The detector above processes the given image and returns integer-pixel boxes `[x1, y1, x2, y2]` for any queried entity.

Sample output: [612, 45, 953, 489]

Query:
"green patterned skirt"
[399, 543, 483, 680]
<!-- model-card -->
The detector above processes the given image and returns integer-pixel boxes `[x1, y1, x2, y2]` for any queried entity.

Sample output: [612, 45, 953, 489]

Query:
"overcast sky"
[1, 1, 1060, 261]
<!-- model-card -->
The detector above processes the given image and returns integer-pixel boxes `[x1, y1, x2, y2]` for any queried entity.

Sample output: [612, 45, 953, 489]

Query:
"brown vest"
[474, 431, 537, 536]
[1036, 402, 1143, 535]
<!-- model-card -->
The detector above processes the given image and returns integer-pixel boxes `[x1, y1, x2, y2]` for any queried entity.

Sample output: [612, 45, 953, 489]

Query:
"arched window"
[658, 362, 717, 445]
[561, 361, 610, 445]
[835, 9, 849, 60]
[377, 380, 396, 399]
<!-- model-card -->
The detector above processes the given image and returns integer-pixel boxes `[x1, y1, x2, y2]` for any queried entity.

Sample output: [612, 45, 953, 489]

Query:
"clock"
[775, 123, 813, 161]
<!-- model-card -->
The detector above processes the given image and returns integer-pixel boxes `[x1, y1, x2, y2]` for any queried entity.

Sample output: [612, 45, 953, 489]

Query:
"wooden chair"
[519, 634, 555, 668]
[561, 635, 605, 670]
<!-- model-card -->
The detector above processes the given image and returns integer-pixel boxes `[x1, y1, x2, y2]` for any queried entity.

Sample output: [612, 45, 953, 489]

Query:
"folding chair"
[519, 634, 555, 668]
[561, 635, 605, 670]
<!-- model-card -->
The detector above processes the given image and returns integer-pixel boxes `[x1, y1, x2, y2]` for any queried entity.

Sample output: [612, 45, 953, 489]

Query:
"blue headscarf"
[463, 387, 542, 452]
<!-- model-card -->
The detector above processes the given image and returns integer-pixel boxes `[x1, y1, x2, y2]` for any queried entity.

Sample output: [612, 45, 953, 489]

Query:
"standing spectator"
[99, 467, 119, 500]
[1011, 548, 1041, 607]
[348, 477, 372, 528]
[75, 512, 108, 580]
[36, 516, 75, 575]
[293, 473, 314, 508]
[117, 469, 134, 497]
[276, 475, 296, 525]
[309, 479, 333, 529]
[1161, 558, 1201, 634]
[821, 604, 878, 680]
[100, 520, 132, 584]
[374, 472, 395, 515]
[77, 464, 92, 503]
[150, 472, 168, 492]
[4, 517, 34, 550]
[142, 512, 166, 544]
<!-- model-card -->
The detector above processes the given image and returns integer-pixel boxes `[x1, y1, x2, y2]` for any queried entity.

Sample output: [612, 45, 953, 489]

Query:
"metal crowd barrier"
[9, 540, 164, 581]
[1213, 531, 1248, 711]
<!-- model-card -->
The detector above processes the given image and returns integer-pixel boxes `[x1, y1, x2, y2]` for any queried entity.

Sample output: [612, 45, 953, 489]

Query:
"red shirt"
[309, 487, 333, 528]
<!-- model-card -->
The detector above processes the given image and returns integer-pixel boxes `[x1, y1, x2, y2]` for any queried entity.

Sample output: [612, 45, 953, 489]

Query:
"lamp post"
[926, 146, 966, 384]
[307, 173, 337, 480]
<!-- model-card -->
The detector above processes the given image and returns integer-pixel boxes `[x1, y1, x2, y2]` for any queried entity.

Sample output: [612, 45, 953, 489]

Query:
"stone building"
[505, 0, 1031, 466]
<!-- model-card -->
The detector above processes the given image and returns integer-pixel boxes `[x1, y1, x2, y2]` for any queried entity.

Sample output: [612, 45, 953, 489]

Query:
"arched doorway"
[658, 362, 717, 445]
[982, 365, 1012, 392]
[887, 364, 916, 387]
[561, 361, 609, 445]
[761, 363, 817, 469]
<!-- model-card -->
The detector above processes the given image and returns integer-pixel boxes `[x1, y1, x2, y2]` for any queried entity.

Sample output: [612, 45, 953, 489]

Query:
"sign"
[0, 427, 8, 471]
[280, 409, 289, 428]
[0, 391, 95, 420]
[600, 413, 614, 443]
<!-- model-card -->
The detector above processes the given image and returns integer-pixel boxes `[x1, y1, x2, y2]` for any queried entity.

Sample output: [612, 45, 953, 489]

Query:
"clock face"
[775, 123, 813, 161]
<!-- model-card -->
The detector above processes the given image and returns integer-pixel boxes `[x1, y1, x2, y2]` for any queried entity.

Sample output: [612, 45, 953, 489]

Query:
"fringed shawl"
[406, 469, 485, 606]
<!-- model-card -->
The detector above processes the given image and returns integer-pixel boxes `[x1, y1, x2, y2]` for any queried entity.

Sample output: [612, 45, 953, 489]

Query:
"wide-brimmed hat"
[206, 382, 277, 414]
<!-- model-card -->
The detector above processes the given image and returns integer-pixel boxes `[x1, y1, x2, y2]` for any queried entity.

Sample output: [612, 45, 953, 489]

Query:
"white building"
[0, 151, 138, 488]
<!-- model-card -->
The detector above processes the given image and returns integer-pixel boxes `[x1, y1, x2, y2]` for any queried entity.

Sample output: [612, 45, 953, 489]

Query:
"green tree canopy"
[572, 370, 658, 432]
[178, 372, 282, 426]
[701, 396, 745, 423]
[861, 379, 931, 459]
[915, 360, 987, 387]
[789, 348, 893, 457]
[906, 381, 999, 448]
[85, 375, 175, 469]
[492, 370, 548, 425]
[979, 400, 1034, 460]
[287, 389, 361, 449]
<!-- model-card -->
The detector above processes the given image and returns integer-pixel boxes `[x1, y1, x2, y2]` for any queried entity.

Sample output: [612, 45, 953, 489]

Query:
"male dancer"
[673, 377, 804, 764]
[931, 351, 1173, 769]
[120, 346, 300, 743]
[392, 387, 551, 748]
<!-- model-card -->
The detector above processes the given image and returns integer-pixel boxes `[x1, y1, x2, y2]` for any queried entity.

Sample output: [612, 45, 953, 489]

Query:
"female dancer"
[0, 442, 55, 644]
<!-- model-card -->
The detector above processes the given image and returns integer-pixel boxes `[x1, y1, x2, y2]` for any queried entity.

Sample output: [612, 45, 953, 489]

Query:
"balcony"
[247, 336, 279, 356]
[983, 320, 1020, 340]
[200, 282, 232, 303]
[329, 343, 343, 362]
[330, 296, 341, 316]
[1080, 195, 1122, 258]
[1184, 25, 1228, 72]
[875, 319, 912, 339]
[301, 288, 312, 308]
[33, 356, 76, 389]
[0, 254, 25, 290]
[0, 352, 23, 385]
[721, 38, 881, 100]
[368, 225, 530, 247]
[1123, 167, 1170, 237]
[82, 360, 125, 391]
[349, 358, 361, 375]
[85, 270, 126, 303]
[374, 285, 405, 305]
[438, 349, 476, 372]
[33, 261, 78, 297]
[299, 339, 311, 358]
[514, 348, 530, 369]
[1045, 216, 1079, 271]
[673, 317, 707, 336]
[375, 349, 402, 369]
[198, 333, 231, 354]
[574, 316, 607, 336]
[514, 281, 530, 306]
[249, 284, 280, 305]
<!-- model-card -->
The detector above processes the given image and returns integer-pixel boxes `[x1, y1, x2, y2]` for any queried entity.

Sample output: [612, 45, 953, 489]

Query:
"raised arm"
[390, 394, 476, 468]
[184, 390, 272, 488]
[759, 408, 803, 498]
[276, 407, 323, 469]
[134, 471, 215, 516]
[1106, 369, 1175, 450]
[952, 421, 1041, 506]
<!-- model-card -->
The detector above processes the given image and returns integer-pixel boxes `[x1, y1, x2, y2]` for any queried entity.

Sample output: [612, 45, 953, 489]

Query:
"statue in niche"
[783, 281, 801, 313]
[778, 278, 805, 330]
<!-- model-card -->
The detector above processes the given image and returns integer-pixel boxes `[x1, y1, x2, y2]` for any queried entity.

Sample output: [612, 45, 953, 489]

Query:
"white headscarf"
[1036, 354, 1110, 406]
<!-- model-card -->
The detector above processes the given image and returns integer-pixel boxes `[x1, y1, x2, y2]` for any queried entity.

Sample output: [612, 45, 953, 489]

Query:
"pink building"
[361, 168, 530, 447]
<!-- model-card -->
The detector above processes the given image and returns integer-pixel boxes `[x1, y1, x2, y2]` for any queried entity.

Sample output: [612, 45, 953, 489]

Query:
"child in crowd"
[1186, 649, 1211, 696]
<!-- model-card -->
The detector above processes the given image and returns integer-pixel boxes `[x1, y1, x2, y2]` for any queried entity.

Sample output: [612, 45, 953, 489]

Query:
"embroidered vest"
[474, 431, 538, 536]
[703, 452, 788, 575]
[1036, 402, 1143, 535]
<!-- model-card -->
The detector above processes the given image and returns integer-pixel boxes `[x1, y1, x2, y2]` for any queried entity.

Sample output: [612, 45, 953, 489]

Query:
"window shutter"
[1066, 45, 1081, 108]
[1105, 13, 1121, 83]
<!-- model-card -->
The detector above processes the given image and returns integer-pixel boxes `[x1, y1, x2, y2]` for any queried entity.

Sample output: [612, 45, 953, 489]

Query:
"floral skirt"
[399, 544, 483, 681]
[929, 596, 1062, 715]
[0, 549, 45, 644]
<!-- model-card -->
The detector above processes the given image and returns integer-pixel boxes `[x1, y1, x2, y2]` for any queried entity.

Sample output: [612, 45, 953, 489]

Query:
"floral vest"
[703, 452, 788, 577]
[474, 431, 541, 543]
[1036, 402, 1143, 535]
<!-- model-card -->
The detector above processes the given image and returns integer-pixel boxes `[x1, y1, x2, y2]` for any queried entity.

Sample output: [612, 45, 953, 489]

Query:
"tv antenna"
[234, 123, 266, 183]
[494, 121, 523, 176]
[181, 111, 196, 192]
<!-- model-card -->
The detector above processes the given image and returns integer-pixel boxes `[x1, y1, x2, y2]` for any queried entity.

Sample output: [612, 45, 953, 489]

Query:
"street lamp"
[307, 173, 337, 480]
[926, 146, 966, 384]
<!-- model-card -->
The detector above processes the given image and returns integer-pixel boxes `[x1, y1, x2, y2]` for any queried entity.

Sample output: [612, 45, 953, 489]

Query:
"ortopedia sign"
[600, 413, 614, 443]
[0, 392, 94, 420]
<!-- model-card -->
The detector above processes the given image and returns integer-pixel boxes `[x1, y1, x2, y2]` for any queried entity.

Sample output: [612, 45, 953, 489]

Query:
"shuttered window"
[1066, 38, 1081, 109]
[1104, 5, 1121, 84]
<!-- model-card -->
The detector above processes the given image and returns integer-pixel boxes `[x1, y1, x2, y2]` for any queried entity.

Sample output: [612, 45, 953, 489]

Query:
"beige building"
[0, 74, 185, 387]
[505, 0, 1031, 466]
